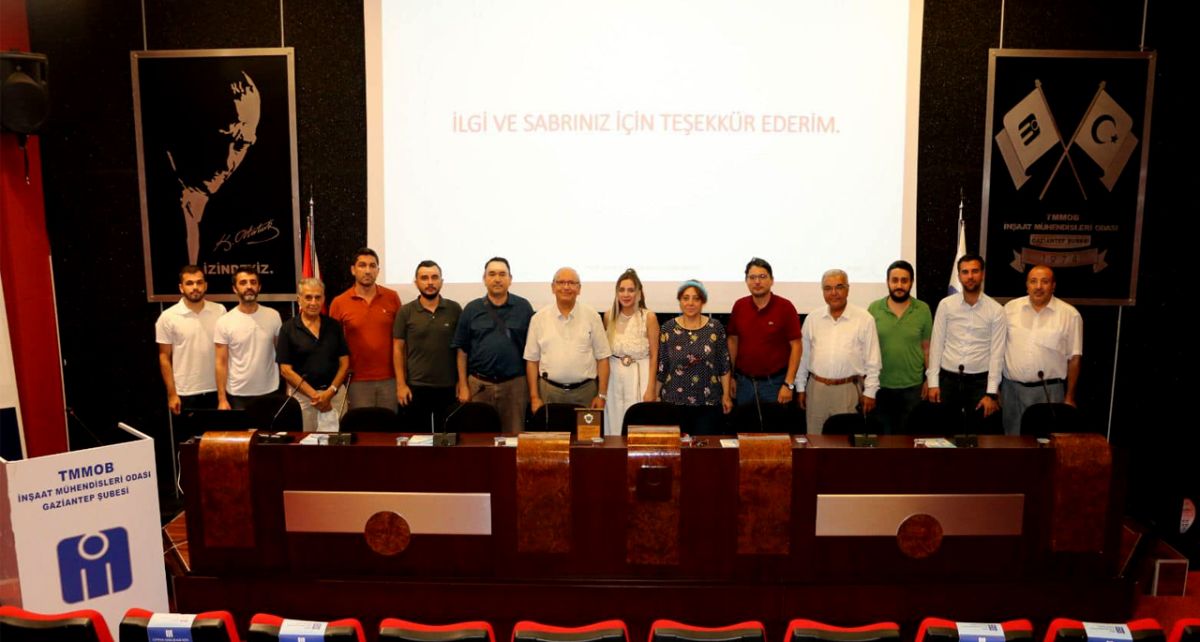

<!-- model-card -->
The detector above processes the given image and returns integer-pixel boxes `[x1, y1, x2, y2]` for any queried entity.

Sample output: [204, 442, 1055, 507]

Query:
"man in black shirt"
[277, 278, 350, 431]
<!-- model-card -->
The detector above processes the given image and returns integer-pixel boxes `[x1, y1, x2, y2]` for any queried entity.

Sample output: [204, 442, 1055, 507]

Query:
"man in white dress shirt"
[1001, 265, 1082, 435]
[525, 267, 612, 414]
[927, 254, 1006, 433]
[794, 269, 881, 434]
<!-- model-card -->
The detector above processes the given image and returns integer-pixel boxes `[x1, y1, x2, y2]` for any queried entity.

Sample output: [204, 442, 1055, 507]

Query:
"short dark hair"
[352, 248, 379, 264]
[745, 257, 773, 278]
[232, 267, 259, 284]
[885, 260, 914, 281]
[414, 260, 441, 277]
[179, 264, 203, 282]
[957, 254, 985, 271]
[484, 257, 511, 273]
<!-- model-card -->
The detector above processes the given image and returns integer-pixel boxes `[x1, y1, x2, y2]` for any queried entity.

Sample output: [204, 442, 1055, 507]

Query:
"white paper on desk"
[317, 409, 340, 432]
[719, 438, 739, 448]
[298, 434, 325, 445]
[914, 437, 956, 448]
[408, 434, 434, 446]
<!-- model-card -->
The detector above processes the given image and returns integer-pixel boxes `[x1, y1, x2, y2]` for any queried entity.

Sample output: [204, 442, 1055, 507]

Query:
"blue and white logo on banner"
[56, 527, 133, 603]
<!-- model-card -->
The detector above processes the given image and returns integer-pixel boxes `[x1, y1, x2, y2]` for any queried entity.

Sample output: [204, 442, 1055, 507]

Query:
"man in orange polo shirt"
[330, 248, 402, 411]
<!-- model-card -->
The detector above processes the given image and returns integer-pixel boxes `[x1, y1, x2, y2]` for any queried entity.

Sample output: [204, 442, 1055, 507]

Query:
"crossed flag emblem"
[995, 80, 1139, 199]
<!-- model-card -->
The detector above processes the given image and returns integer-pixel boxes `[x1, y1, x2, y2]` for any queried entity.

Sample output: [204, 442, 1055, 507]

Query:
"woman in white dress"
[603, 269, 660, 436]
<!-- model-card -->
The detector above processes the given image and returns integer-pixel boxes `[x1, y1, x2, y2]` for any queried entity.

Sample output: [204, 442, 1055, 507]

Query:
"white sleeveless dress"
[605, 309, 651, 436]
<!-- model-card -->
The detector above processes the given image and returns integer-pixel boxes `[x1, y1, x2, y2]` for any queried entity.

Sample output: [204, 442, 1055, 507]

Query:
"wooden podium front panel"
[802, 435, 1053, 581]
[179, 434, 1112, 583]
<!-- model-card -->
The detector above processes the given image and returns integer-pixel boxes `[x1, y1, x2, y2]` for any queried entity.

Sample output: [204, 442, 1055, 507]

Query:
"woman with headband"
[656, 280, 733, 436]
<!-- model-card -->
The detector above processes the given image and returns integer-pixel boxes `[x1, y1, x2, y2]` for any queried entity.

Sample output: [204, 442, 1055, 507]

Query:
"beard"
[184, 290, 205, 302]
[889, 289, 910, 303]
[238, 290, 258, 303]
[420, 289, 440, 301]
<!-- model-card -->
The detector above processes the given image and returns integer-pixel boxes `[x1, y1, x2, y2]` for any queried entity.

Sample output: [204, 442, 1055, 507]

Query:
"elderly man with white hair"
[525, 267, 612, 413]
[794, 269, 881, 434]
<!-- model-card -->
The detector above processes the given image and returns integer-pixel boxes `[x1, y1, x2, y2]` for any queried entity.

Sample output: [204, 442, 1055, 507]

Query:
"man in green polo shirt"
[867, 260, 932, 434]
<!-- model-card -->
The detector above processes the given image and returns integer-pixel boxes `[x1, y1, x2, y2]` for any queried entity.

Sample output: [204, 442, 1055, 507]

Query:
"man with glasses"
[525, 267, 612, 413]
[794, 269, 881, 434]
[727, 257, 803, 408]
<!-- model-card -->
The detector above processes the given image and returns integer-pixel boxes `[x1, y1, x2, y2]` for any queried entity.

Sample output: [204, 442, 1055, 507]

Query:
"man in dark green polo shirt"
[867, 260, 932, 434]
[393, 260, 463, 430]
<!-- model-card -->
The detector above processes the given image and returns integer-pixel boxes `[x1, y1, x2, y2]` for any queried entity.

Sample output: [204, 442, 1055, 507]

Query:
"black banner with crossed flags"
[981, 50, 1154, 305]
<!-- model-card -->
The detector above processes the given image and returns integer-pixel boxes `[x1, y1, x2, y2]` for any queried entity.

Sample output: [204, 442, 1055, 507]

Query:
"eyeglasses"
[554, 280, 580, 287]
[746, 274, 771, 281]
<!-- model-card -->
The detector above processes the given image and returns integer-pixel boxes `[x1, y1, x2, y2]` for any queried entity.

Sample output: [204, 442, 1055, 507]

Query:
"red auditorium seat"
[511, 619, 630, 642]
[120, 608, 241, 642]
[0, 605, 113, 642]
[1168, 620, 1200, 642]
[915, 619, 1034, 642]
[648, 619, 766, 642]
[247, 613, 366, 642]
[783, 619, 901, 642]
[1043, 619, 1165, 642]
[379, 618, 496, 642]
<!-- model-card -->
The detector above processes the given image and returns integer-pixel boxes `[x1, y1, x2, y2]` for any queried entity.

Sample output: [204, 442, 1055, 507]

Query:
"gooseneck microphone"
[271, 374, 307, 430]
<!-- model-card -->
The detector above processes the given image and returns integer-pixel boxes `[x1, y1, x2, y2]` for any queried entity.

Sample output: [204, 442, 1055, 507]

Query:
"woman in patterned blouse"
[656, 280, 732, 435]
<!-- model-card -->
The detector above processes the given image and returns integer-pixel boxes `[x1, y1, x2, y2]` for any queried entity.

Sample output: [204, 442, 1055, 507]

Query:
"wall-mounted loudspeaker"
[1, 51, 50, 135]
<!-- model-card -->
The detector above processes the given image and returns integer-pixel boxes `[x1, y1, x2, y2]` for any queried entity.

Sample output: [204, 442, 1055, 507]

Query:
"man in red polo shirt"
[330, 248, 402, 411]
[727, 257, 802, 408]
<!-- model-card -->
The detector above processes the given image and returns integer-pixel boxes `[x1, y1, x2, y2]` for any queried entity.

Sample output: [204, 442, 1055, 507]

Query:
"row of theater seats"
[1, 607, 1195, 642]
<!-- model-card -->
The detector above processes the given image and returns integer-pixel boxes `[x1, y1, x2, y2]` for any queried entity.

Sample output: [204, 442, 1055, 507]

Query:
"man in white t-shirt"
[214, 268, 282, 410]
[155, 265, 226, 431]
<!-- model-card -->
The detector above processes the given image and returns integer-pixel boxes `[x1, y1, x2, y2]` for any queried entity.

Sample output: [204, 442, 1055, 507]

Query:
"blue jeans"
[734, 372, 787, 407]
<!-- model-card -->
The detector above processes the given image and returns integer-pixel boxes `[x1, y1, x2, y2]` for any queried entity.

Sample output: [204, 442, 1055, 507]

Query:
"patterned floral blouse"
[656, 317, 731, 406]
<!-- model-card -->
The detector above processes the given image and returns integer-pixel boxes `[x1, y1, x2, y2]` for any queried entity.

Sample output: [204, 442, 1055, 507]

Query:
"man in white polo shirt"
[155, 265, 226, 429]
[525, 267, 611, 414]
[1001, 265, 1083, 435]
[215, 268, 282, 410]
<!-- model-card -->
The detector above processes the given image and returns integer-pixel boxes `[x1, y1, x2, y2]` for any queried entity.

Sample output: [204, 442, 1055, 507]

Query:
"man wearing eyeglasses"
[525, 267, 612, 414]
[794, 269, 881, 434]
[727, 257, 803, 408]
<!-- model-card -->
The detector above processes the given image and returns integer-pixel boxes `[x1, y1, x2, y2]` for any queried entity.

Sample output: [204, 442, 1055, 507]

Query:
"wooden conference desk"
[176, 431, 1129, 640]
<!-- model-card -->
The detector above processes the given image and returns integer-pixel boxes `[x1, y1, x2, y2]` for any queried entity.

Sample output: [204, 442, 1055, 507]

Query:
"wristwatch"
[784, 383, 796, 391]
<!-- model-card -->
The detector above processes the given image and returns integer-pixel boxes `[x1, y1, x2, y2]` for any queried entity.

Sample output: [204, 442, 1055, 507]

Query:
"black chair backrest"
[246, 393, 303, 432]
[0, 611, 106, 642]
[622, 401, 684, 436]
[1020, 402, 1083, 437]
[823, 412, 866, 435]
[902, 400, 959, 435]
[528, 403, 583, 432]
[341, 406, 400, 432]
[443, 401, 502, 433]
[728, 402, 803, 434]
